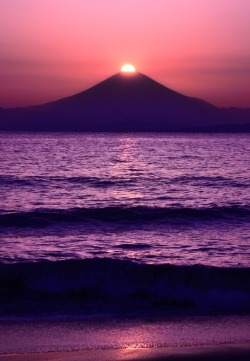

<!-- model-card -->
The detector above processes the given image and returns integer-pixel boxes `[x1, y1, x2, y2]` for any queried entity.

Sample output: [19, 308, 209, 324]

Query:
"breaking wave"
[0, 258, 249, 316]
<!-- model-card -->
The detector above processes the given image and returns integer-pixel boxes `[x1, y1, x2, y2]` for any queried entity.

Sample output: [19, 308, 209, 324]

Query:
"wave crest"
[0, 258, 249, 316]
[0, 205, 249, 227]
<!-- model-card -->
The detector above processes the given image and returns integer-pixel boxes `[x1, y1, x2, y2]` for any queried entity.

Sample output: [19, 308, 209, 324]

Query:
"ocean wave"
[0, 175, 135, 188]
[171, 175, 249, 188]
[0, 258, 249, 316]
[0, 205, 249, 227]
[0, 174, 248, 189]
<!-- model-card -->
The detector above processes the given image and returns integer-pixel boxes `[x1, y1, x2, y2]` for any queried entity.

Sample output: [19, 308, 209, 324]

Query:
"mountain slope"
[0, 72, 249, 131]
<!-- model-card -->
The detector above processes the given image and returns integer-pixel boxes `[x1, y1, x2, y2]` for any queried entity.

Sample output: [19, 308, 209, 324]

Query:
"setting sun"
[121, 64, 136, 73]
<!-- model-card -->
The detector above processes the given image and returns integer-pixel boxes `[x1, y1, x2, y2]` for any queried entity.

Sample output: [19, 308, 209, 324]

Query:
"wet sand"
[1, 344, 250, 361]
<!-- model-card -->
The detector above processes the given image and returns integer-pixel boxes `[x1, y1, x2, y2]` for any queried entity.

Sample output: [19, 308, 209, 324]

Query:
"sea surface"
[0, 132, 249, 317]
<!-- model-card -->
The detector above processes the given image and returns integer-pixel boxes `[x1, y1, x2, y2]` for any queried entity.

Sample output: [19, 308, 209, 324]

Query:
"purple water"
[0, 132, 249, 266]
[0, 132, 249, 317]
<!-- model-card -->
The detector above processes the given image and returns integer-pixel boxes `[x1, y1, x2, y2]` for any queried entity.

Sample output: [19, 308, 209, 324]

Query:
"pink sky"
[0, 0, 250, 108]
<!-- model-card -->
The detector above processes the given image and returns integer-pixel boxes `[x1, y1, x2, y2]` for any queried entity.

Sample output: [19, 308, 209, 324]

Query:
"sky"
[0, 0, 250, 108]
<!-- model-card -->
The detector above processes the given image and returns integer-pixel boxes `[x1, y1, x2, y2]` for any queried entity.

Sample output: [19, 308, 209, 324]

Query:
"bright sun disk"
[121, 64, 136, 73]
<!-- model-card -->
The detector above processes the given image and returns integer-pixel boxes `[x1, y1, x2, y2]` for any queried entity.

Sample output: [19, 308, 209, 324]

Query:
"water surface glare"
[0, 132, 249, 267]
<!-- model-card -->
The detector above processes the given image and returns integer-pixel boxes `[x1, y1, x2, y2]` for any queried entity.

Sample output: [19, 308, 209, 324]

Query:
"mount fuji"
[1, 72, 249, 131]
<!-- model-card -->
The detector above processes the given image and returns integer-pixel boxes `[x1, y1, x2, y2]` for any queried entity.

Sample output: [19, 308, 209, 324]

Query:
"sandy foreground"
[1, 315, 250, 360]
[1, 344, 250, 361]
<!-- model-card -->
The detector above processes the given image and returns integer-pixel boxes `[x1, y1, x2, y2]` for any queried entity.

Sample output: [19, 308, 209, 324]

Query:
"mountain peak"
[57, 71, 191, 106]
[1, 72, 249, 132]
[85, 71, 179, 95]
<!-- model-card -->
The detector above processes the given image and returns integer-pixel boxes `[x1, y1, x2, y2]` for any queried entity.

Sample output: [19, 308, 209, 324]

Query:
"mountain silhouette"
[1, 72, 250, 131]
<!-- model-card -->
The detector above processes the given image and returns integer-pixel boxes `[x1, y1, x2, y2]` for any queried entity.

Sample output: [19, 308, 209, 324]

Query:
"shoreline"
[1, 314, 250, 356]
[1, 343, 250, 361]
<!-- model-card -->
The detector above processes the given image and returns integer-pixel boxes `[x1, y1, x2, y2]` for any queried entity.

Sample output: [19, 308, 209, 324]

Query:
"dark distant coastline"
[1, 73, 250, 132]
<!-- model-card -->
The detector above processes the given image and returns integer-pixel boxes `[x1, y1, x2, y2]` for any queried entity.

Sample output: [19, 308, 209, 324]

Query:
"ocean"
[0, 132, 250, 318]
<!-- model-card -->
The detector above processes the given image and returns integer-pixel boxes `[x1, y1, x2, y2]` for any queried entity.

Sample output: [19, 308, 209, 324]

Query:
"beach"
[1, 344, 250, 361]
[0, 315, 250, 360]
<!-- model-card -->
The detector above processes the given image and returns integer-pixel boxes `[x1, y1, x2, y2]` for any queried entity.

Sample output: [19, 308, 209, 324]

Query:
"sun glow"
[121, 64, 136, 73]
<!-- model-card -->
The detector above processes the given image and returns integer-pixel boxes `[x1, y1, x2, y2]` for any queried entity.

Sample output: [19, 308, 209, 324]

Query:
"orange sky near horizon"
[0, 0, 250, 108]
